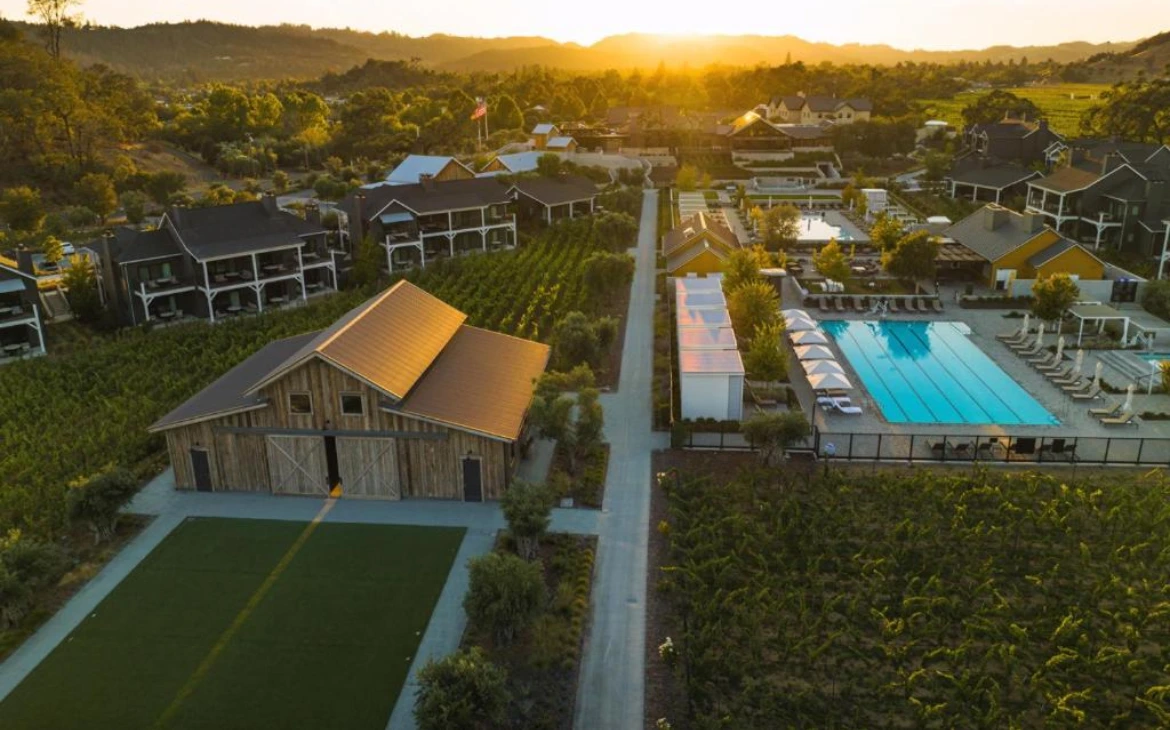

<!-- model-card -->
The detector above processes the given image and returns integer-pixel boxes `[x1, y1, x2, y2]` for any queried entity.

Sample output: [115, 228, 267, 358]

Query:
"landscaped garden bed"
[647, 463, 1170, 727]
[461, 533, 597, 730]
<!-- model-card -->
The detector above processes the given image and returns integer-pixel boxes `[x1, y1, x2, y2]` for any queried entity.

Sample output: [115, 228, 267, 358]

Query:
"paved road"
[575, 189, 664, 729]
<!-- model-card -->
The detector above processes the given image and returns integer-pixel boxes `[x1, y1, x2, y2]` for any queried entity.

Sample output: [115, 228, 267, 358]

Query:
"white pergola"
[1069, 302, 1131, 346]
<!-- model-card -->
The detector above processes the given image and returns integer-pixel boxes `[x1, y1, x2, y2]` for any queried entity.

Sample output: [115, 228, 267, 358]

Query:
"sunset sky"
[2, 0, 1168, 49]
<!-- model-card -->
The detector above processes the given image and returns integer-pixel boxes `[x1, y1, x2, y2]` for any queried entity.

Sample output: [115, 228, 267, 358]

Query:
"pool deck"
[796, 210, 870, 244]
[782, 282, 1170, 441]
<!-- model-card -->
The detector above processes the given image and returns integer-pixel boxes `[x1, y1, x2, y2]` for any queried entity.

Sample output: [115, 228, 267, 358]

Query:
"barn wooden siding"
[165, 357, 514, 500]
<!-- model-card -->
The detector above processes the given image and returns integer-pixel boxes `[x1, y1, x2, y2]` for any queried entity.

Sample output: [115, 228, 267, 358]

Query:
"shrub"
[1143, 280, 1170, 321]
[501, 481, 556, 561]
[68, 468, 138, 544]
[414, 647, 510, 730]
[464, 552, 545, 645]
[0, 529, 68, 629]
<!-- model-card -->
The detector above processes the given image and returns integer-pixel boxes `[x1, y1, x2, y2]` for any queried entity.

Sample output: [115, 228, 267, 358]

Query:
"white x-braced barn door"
[336, 437, 401, 499]
[266, 435, 330, 496]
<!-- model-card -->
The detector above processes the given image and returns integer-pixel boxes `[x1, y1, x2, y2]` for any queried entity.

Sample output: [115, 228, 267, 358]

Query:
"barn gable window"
[340, 393, 365, 416]
[289, 392, 313, 415]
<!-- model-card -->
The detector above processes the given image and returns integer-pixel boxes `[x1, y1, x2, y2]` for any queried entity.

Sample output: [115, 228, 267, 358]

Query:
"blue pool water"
[821, 320, 1059, 425]
[1138, 352, 1170, 366]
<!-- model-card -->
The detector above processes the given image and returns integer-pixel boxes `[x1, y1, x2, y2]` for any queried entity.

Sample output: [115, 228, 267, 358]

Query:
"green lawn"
[916, 83, 1112, 137]
[0, 518, 465, 730]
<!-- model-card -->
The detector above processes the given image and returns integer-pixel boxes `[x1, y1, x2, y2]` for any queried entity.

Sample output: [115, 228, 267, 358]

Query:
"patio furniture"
[239, 270, 253, 281]
[931, 299, 944, 313]
[1017, 342, 1044, 358]
[1071, 385, 1102, 400]
[950, 442, 973, 459]
[818, 297, 829, 313]
[1088, 402, 1121, 417]
[1060, 379, 1089, 393]
[1048, 368, 1078, 384]
[976, 440, 1006, 460]
[1028, 350, 1058, 367]
[929, 440, 948, 457]
[157, 310, 175, 320]
[852, 296, 864, 310]
[888, 299, 900, 313]
[268, 296, 286, 305]
[1039, 439, 1074, 462]
[1100, 411, 1138, 427]
[1036, 357, 1065, 372]
[833, 297, 845, 312]
[1009, 438, 1037, 457]
[1009, 336, 1038, 353]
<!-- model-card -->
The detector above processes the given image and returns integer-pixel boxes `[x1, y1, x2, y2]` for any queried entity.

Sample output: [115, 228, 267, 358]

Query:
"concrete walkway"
[575, 189, 664, 728]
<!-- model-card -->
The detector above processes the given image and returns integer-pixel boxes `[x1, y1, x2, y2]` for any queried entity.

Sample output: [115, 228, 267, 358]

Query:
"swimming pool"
[798, 215, 855, 241]
[821, 320, 1059, 425]
[1138, 352, 1170, 367]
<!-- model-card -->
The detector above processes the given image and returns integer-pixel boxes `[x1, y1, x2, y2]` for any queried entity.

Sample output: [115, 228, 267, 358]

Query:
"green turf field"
[0, 518, 465, 730]
[917, 83, 1112, 137]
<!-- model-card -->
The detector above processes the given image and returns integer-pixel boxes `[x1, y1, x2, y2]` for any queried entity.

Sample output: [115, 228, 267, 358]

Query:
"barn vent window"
[289, 392, 313, 415]
[341, 393, 365, 416]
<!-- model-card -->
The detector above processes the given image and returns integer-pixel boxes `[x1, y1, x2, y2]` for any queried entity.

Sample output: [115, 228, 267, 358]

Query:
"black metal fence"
[678, 428, 1170, 467]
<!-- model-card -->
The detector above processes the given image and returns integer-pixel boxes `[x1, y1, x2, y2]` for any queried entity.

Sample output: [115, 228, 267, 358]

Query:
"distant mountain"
[1071, 30, 1170, 82]
[19, 21, 1146, 82]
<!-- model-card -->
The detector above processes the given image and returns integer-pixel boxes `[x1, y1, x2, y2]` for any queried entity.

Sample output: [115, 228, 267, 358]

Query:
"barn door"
[190, 449, 212, 492]
[462, 457, 483, 502]
[266, 435, 329, 496]
[336, 437, 400, 499]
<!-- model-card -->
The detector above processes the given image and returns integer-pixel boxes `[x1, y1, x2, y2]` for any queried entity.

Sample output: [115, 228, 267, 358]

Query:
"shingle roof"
[545, 136, 576, 149]
[776, 95, 805, 110]
[399, 325, 550, 441]
[804, 96, 840, 112]
[531, 123, 557, 135]
[663, 212, 738, 257]
[948, 164, 1039, 189]
[1027, 239, 1078, 268]
[841, 98, 873, 112]
[114, 227, 183, 264]
[168, 201, 324, 260]
[254, 281, 466, 400]
[510, 175, 597, 206]
[971, 122, 1034, 139]
[776, 124, 830, 140]
[354, 178, 512, 221]
[149, 332, 318, 432]
[386, 155, 473, 185]
[1029, 165, 1102, 193]
[944, 205, 1050, 262]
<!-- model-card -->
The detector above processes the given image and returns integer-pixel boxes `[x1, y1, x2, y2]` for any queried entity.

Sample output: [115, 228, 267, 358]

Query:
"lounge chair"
[834, 296, 845, 312]
[928, 440, 948, 457]
[819, 296, 829, 313]
[1071, 385, 1102, 400]
[1060, 379, 1088, 393]
[1036, 357, 1065, 372]
[996, 325, 1027, 342]
[1088, 402, 1121, 417]
[1100, 411, 1138, 427]
[1045, 366, 1073, 382]
[1017, 342, 1044, 358]
[950, 442, 973, 459]
[888, 299, 900, 313]
[1027, 350, 1056, 366]
[1009, 336, 1037, 352]
[853, 296, 865, 311]
[837, 404, 863, 415]
[931, 299, 944, 313]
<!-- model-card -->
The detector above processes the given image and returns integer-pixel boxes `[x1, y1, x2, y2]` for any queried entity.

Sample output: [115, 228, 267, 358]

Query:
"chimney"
[983, 205, 1008, 231]
[261, 191, 278, 215]
[419, 173, 435, 191]
[304, 203, 321, 226]
[1101, 152, 1122, 175]
[16, 248, 35, 276]
[1038, 120, 1049, 133]
[1021, 212, 1043, 233]
[1069, 147, 1087, 166]
[350, 194, 366, 244]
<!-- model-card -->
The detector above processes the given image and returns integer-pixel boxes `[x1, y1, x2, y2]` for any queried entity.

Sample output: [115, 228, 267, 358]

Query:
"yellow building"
[663, 212, 741, 276]
[945, 204, 1105, 290]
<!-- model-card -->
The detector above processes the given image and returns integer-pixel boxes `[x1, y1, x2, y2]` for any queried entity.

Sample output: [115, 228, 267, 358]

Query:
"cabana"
[1068, 302, 1132, 346]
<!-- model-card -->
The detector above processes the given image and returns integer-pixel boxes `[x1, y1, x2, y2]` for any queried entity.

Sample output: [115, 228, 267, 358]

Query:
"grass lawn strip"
[0, 518, 464, 730]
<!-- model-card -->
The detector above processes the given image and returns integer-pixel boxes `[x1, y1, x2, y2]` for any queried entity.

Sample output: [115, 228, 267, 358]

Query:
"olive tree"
[68, 468, 138, 544]
[741, 411, 811, 465]
[463, 552, 545, 645]
[1031, 272, 1080, 331]
[414, 647, 510, 730]
[501, 481, 556, 561]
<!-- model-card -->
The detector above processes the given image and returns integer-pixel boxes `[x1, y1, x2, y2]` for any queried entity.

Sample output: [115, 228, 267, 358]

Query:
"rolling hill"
[17, 21, 1153, 82]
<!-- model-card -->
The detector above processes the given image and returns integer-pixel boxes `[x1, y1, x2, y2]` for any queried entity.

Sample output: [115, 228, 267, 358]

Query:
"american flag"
[470, 98, 487, 120]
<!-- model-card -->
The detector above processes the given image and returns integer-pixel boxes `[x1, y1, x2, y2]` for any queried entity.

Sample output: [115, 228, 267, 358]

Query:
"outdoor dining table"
[3, 343, 26, 353]
[268, 296, 286, 304]
[226, 305, 243, 313]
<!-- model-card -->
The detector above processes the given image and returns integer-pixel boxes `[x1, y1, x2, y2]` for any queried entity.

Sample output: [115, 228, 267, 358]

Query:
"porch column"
[481, 230, 488, 251]
[994, 188, 1002, 204]
[546, 205, 552, 224]
[206, 291, 216, 324]
[971, 185, 977, 202]
[447, 233, 454, 257]
[1078, 317, 1084, 346]
[140, 282, 151, 323]
[1159, 226, 1170, 280]
[589, 198, 595, 214]
[385, 236, 394, 274]
[256, 285, 264, 313]
[31, 303, 44, 355]
[1095, 221, 1103, 250]
[297, 247, 306, 301]
[250, 253, 259, 281]
[420, 243, 426, 270]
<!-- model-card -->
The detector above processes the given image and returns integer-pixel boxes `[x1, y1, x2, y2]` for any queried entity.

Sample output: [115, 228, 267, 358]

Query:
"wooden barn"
[150, 281, 550, 501]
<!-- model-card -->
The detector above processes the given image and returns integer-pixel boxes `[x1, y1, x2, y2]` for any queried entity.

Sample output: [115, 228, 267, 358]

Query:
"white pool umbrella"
[1072, 348, 1084, 376]
[790, 330, 829, 346]
[1020, 313, 1030, 336]
[808, 372, 853, 391]
[785, 316, 817, 332]
[802, 359, 846, 376]
[795, 345, 835, 360]
[1092, 361, 1103, 390]
[1123, 383, 1135, 413]
[1053, 336, 1065, 361]
[1033, 327, 1044, 351]
[781, 308, 809, 319]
